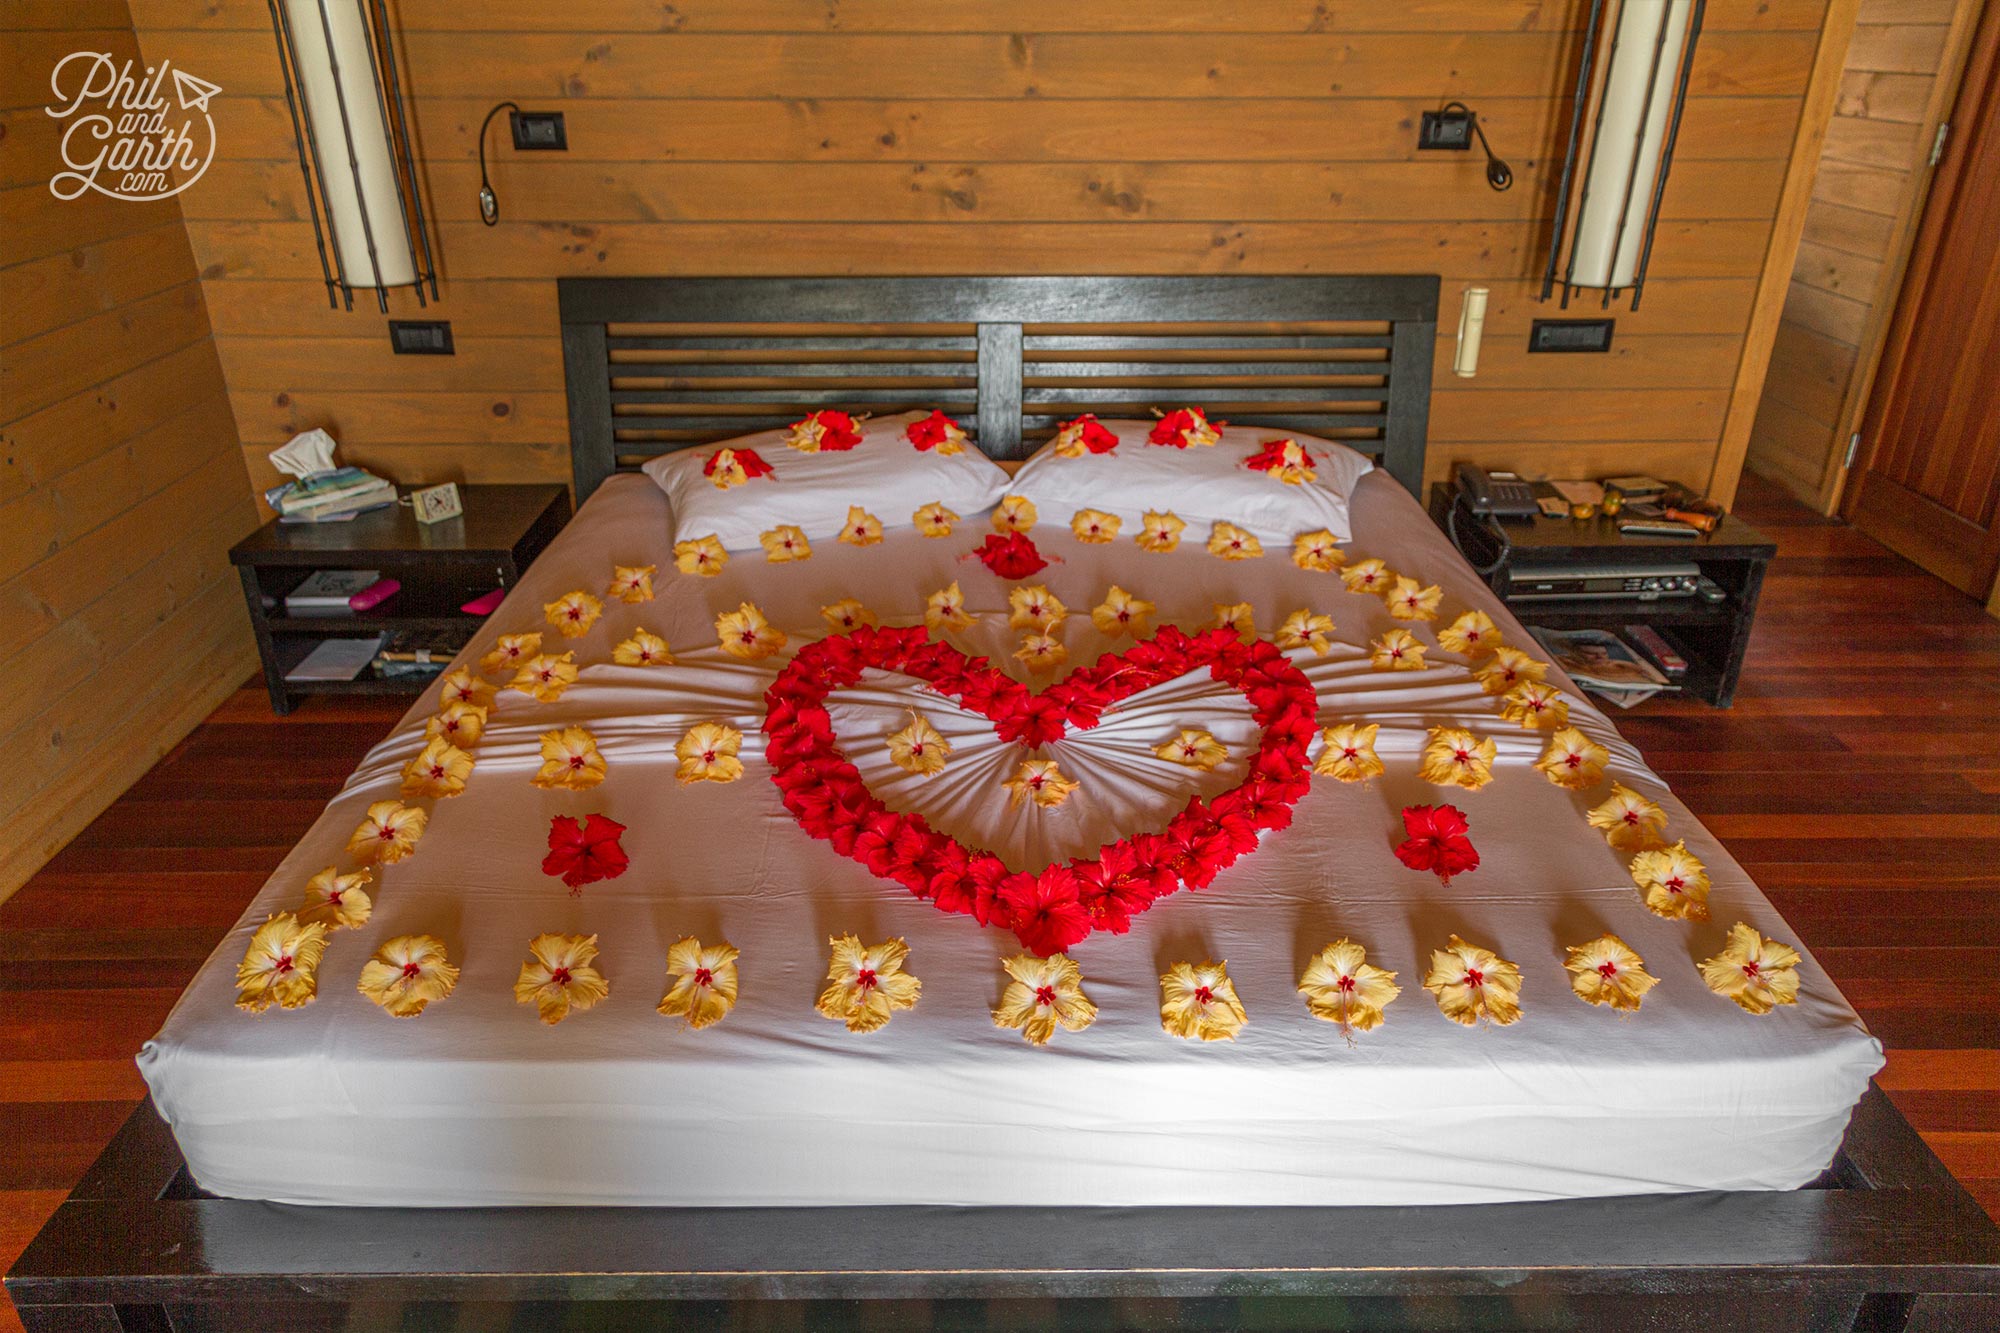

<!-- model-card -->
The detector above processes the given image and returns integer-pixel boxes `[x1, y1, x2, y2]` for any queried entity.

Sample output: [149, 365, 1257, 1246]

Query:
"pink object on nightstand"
[347, 578, 400, 612]
[460, 588, 506, 616]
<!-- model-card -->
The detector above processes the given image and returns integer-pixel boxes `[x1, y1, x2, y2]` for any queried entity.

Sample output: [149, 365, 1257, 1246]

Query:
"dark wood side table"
[1428, 485, 1775, 708]
[230, 484, 570, 714]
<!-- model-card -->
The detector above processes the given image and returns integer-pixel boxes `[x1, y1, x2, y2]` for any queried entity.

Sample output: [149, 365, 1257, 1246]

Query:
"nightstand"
[230, 484, 570, 714]
[1428, 484, 1775, 708]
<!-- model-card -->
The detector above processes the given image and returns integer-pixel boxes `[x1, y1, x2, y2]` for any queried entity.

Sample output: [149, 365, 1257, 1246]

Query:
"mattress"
[138, 469, 1883, 1207]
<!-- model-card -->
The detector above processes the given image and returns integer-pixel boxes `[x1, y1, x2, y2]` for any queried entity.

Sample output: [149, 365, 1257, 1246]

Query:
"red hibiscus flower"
[1059, 413, 1120, 453]
[795, 410, 863, 451]
[542, 813, 629, 894]
[998, 865, 1093, 956]
[1148, 407, 1222, 447]
[703, 447, 774, 480]
[906, 409, 963, 451]
[971, 530, 1047, 579]
[1244, 438, 1312, 475]
[1394, 804, 1480, 884]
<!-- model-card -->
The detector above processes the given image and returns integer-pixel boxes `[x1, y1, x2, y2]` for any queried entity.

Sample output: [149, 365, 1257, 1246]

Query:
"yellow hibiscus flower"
[544, 590, 603, 639]
[657, 936, 740, 1030]
[716, 602, 787, 659]
[1383, 576, 1442, 622]
[439, 667, 495, 711]
[1212, 601, 1256, 641]
[1419, 726, 1497, 791]
[1298, 939, 1400, 1035]
[510, 651, 579, 701]
[1276, 609, 1336, 656]
[1629, 840, 1712, 921]
[1208, 521, 1263, 560]
[297, 866, 372, 931]
[1070, 509, 1121, 543]
[1091, 585, 1154, 637]
[234, 912, 329, 1013]
[913, 501, 959, 537]
[1005, 758, 1080, 808]
[607, 564, 655, 604]
[1159, 960, 1247, 1041]
[613, 629, 672, 666]
[760, 525, 812, 563]
[1565, 934, 1657, 1012]
[676, 721, 745, 784]
[400, 735, 474, 800]
[1436, 610, 1502, 657]
[1535, 726, 1609, 790]
[1369, 628, 1427, 671]
[816, 934, 921, 1033]
[925, 581, 975, 633]
[1014, 632, 1068, 674]
[1423, 934, 1523, 1026]
[839, 506, 884, 547]
[425, 701, 486, 749]
[1008, 585, 1067, 632]
[357, 934, 460, 1018]
[1136, 510, 1186, 552]
[1500, 680, 1569, 730]
[479, 632, 541, 679]
[1292, 529, 1345, 572]
[703, 448, 754, 489]
[1155, 727, 1226, 770]
[1314, 722, 1383, 782]
[347, 800, 428, 865]
[992, 494, 1037, 533]
[887, 712, 952, 775]
[1700, 922, 1803, 1015]
[821, 598, 878, 632]
[1474, 647, 1548, 696]
[1587, 783, 1669, 852]
[992, 952, 1098, 1047]
[674, 534, 729, 577]
[533, 725, 606, 791]
[514, 933, 610, 1026]
[1340, 558, 1391, 594]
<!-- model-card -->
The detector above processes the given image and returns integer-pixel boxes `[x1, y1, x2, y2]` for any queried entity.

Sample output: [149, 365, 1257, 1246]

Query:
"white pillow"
[641, 410, 1011, 550]
[1008, 414, 1374, 545]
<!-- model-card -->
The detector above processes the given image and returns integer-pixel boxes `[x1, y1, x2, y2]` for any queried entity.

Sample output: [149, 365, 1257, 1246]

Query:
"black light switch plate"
[1528, 318, 1615, 353]
[389, 320, 454, 355]
[510, 111, 567, 150]
[1418, 109, 1475, 150]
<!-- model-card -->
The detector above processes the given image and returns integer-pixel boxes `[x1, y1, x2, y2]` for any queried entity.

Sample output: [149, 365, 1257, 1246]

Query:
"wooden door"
[1844, 0, 2000, 599]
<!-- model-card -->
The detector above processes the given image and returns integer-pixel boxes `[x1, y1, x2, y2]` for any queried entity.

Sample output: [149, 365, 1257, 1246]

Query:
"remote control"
[1623, 624, 1687, 678]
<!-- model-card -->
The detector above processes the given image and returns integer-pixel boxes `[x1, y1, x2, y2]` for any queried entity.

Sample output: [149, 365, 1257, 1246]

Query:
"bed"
[11, 276, 1998, 1331]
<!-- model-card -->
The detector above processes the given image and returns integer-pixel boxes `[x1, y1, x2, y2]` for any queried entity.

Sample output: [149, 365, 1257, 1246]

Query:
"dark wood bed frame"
[11, 276, 1996, 1333]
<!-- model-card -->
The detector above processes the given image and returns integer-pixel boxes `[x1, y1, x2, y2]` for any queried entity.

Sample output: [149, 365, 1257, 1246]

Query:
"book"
[285, 570, 381, 617]
[1527, 627, 1669, 709]
[284, 634, 385, 682]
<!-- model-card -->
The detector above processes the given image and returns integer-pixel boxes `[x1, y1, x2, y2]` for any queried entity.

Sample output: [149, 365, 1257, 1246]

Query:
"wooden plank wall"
[1745, 0, 1976, 511]
[116, 0, 1839, 505]
[0, 0, 261, 902]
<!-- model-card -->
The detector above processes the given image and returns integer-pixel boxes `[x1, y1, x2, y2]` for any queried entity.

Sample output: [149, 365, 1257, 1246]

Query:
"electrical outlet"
[509, 111, 567, 150]
[389, 320, 454, 355]
[1418, 109, 1475, 151]
[1528, 318, 1615, 354]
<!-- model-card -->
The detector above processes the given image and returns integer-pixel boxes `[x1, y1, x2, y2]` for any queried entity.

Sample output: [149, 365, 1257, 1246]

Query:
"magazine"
[1527, 627, 1669, 709]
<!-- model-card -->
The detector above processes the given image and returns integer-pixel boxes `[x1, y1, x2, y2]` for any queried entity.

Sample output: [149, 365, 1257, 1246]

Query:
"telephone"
[1453, 463, 1540, 519]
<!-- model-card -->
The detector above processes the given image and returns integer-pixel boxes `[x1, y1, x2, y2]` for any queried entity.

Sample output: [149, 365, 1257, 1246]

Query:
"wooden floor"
[3, 474, 1997, 1330]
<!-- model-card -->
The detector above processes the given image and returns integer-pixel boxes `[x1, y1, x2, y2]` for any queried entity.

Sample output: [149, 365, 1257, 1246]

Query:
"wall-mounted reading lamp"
[268, 0, 437, 311]
[1542, 0, 1706, 310]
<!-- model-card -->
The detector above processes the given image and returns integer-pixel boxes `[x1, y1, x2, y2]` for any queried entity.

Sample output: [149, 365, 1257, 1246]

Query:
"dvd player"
[1506, 561, 1701, 601]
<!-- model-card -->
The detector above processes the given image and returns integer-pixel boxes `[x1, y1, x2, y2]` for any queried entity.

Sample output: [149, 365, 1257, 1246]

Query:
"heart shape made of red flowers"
[763, 623, 1318, 954]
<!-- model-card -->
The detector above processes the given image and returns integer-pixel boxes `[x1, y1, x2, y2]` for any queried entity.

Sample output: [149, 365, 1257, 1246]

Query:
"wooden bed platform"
[10, 276, 1998, 1332]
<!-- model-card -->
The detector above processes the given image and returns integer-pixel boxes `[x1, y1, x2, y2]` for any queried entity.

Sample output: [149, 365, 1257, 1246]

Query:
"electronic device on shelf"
[1505, 560, 1702, 601]
[1453, 462, 1540, 519]
[1624, 624, 1689, 678]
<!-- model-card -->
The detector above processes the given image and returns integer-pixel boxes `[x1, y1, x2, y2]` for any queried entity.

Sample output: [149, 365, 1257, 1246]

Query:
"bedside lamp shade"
[270, 0, 437, 310]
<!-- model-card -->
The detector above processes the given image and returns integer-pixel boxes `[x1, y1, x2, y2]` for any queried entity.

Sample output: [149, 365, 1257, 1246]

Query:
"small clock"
[410, 482, 463, 525]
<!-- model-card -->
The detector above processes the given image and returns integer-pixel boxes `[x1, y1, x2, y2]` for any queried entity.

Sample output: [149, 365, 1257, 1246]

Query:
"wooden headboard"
[557, 275, 1438, 502]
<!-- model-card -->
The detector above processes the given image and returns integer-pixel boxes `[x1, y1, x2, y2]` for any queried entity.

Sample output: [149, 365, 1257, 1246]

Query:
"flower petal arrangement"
[992, 951, 1098, 1046]
[1053, 413, 1120, 456]
[608, 564, 657, 603]
[677, 722, 745, 784]
[1588, 783, 1669, 853]
[762, 622, 1319, 952]
[613, 629, 673, 667]
[515, 932, 609, 1025]
[542, 813, 629, 893]
[1159, 959, 1247, 1040]
[1699, 922, 1803, 1014]
[1314, 723, 1384, 783]
[235, 912, 330, 1013]
[703, 447, 774, 489]
[971, 531, 1047, 579]
[816, 934, 921, 1033]
[347, 800, 428, 866]
[1564, 934, 1656, 1012]
[906, 409, 968, 455]
[544, 590, 603, 639]
[1394, 804, 1480, 884]
[358, 934, 459, 1018]
[298, 866, 372, 931]
[534, 726, 606, 791]
[657, 936, 740, 1029]
[1423, 934, 1523, 1027]
[784, 409, 862, 453]
[1298, 939, 1400, 1036]
[1149, 407, 1222, 449]
[1537, 726, 1610, 790]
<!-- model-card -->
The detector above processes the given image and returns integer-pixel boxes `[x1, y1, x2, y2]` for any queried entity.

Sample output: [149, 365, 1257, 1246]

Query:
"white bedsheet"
[138, 471, 1882, 1207]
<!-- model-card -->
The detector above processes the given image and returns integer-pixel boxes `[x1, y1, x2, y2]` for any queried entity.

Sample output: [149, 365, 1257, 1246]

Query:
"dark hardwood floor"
[2, 474, 1996, 1332]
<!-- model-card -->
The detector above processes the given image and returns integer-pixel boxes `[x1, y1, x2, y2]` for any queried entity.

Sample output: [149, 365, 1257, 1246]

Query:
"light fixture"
[268, 0, 437, 311]
[1542, 0, 1705, 309]
[1453, 287, 1490, 378]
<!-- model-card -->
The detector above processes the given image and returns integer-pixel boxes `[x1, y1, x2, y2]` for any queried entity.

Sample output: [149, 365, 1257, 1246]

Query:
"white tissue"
[270, 429, 340, 479]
